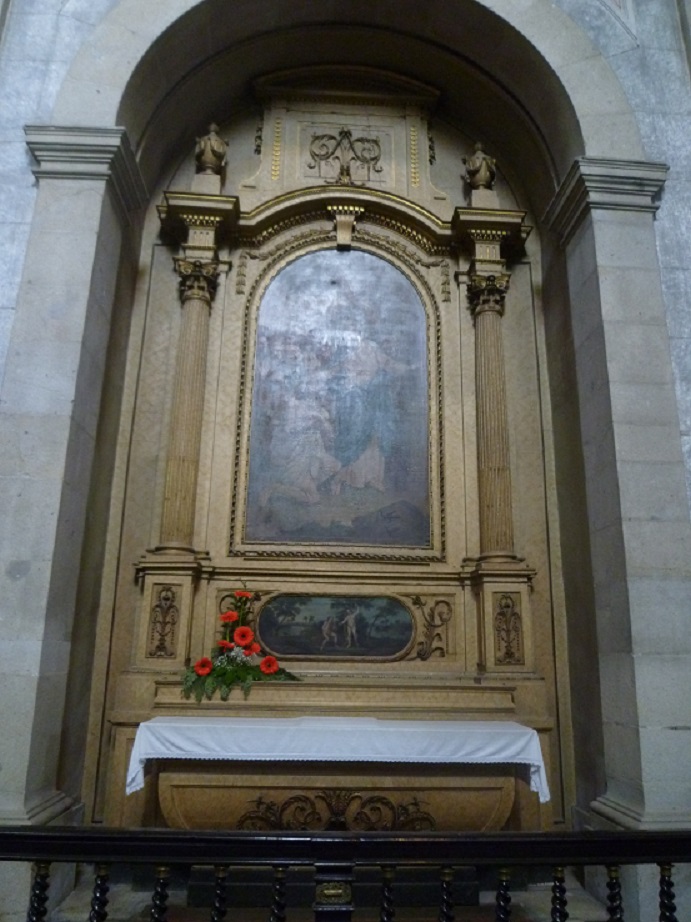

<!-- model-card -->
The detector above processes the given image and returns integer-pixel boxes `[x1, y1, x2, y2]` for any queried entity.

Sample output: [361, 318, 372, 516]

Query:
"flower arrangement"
[182, 589, 298, 701]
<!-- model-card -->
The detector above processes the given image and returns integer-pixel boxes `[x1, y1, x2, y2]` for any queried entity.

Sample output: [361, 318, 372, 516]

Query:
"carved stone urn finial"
[195, 122, 227, 175]
[463, 142, 497, 190]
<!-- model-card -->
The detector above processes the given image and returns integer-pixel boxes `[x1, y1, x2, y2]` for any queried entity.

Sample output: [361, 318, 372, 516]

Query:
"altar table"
[126, 716, 550, 803]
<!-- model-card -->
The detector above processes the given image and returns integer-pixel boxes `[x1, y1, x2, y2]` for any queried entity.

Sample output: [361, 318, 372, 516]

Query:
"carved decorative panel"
[493, 592, 524, 665]
[147, 585, 180, 658]
[411, 596, 452, 660]
[237, 789, 436, 831]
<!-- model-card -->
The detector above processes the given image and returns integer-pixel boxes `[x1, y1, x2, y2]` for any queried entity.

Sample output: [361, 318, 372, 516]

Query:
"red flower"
[217, 639, 234, 651]
[260, 655, 279, 675]
[220, 610, 239, 623]
[234, 626, 254, 647]
[250, 642, 261, 654]
[194, 657, 213, 676]
[235, 590, 252, 598]
[243, 648, 253, 657]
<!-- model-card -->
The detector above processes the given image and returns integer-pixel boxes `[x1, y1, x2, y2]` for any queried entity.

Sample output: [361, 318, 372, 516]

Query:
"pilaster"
[133, 184, 238, 671]
[545, 157, 691, 830]
[0, 127, 145, 828]
[454, 205, 536, 674]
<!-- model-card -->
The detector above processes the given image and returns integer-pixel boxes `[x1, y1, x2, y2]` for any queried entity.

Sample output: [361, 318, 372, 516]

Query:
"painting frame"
[229, 242, 444, 562]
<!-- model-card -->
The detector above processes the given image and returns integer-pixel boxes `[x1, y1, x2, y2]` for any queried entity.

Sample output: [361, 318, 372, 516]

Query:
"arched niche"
[21, 0, 681, 849]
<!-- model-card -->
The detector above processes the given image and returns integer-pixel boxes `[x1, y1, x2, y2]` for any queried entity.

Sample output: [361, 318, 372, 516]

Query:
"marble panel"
[682, 435, 691, 503]
[569, 268, 602, 351]
[635, 656, 691, 724]
[609, 380, 681, 428]
[584, 455, 623, 532]
[604, 323, 674, 387]
[28, 184, 106, 237]
[596, 265, 668, 327]
[0, 412, 72, 479]
[638, 779, 691, 815]
[0, 58, 45, 128]
[58, 21, 153, 90]
[61, 0, 121, 24]
[628, 576, 691, 652]
[601, 717, 643, 784]
[0, 221, 31, 311]
[614, 422, 684, 464]
[0, 307, 15, 383]
[598, 653, 639, 724]
[660, 266, 691, 335]
[49, 74, 122, 127]
[0, 475, 63, 572]
[0, 558, 53, 636]
[554, 0, 638, 56]
[558, 52, 636, 119]
[611, 46, 691, 115]
[656, 186, 691, 263]
[2, 12, 59, 63]
[621, 518, 691, 572]
[1, 337, 81, 415]
[592, 215, 662, 272]
[35, 60, 72, 121]
[669, 337, 691, 431]
[618, 460, 689, 523]
[633, 0, 685, 49]
[53, 10, 96, 61]
[592, 596, 634, 658]
[0, 676, 41, 789]
[576, 111, 644, 160]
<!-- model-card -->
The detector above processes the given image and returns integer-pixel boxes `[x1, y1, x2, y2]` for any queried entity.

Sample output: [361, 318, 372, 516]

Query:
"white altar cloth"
[126, 716, 550, 802]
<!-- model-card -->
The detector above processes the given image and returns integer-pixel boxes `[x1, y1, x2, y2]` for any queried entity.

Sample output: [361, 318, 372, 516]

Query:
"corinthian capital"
[174, 258, 219, 305]
[467, 273, 510, 317]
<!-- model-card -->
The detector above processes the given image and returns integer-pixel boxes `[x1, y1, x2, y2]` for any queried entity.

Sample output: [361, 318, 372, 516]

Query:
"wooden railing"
[0, 826, 688, 922]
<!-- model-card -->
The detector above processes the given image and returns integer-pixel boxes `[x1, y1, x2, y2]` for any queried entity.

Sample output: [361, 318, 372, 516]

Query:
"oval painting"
[257, 595, 414, 659]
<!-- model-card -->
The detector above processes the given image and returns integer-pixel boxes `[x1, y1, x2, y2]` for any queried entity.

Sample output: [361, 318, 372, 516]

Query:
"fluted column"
[468, 273, 514, 557]
[159, 259, 219, 548]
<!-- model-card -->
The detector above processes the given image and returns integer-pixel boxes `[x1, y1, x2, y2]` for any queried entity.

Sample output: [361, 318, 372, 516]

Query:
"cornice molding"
[24, 125, 148, 216]
[543, 156, 668, 245]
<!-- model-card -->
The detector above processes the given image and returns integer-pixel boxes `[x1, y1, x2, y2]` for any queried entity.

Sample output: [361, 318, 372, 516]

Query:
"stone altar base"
[154, 760, 540, 832]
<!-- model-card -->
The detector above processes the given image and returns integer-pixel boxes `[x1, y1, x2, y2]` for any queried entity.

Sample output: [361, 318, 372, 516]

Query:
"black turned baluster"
[270, 866, 287, 922]
[89, 864, 110, 922]
[26, 862, 50, 922]
[550, 866, 568, 922]
[210, 865, 228, 922]
[605, 866, 623, 922]
[150, 865, 171, 922]
[379, 866, 395, 922]
[495, 868, 511, 922]
[438, 866, 454, 922]
[658, 863, 677, 922]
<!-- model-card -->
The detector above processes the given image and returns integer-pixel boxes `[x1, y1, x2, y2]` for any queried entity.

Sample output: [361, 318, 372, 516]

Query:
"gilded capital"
[467, 273, 510, 317]
[174, 258, 219, 305]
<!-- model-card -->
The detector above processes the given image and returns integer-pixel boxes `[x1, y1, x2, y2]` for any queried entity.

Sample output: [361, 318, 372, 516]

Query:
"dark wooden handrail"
[0, 825, 690, 866]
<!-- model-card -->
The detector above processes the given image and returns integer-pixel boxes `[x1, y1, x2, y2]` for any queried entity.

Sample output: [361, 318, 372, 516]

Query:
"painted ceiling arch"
[51, 0, 642, 215]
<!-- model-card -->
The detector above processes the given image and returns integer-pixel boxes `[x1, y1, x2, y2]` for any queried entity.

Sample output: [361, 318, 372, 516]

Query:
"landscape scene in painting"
[257, 595, 415, 659]
[244, 250, 430, 547]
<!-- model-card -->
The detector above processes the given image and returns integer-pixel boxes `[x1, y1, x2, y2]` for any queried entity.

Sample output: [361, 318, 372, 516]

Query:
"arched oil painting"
[245, 250, 430, 547]
[257, 595, 415, 659]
